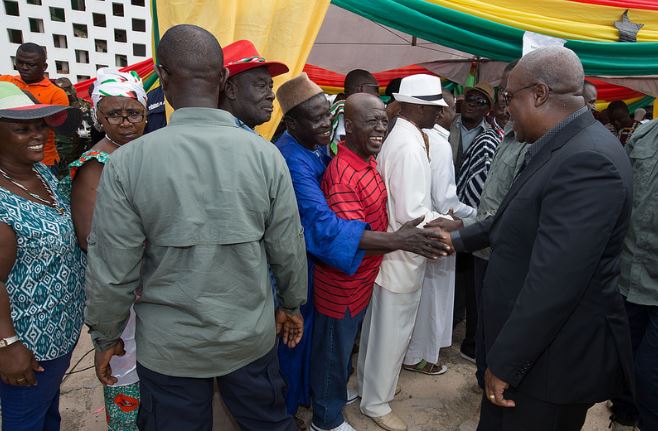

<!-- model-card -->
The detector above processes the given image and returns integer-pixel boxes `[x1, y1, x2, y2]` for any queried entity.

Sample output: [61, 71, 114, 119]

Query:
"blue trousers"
[310, 308, 365, 429]
[0, 350, 73, 431]
[136, 346, 296, 431]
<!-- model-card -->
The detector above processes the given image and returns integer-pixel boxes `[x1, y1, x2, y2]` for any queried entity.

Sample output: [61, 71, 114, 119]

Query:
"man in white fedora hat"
[357, 74, 451, 431]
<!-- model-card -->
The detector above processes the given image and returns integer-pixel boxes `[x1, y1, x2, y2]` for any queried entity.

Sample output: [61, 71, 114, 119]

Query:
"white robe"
[359, 118, 443, 417]
[404, 124, 476, 365]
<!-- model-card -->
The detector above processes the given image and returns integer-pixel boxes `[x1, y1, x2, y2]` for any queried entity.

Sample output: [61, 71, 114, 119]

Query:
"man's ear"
[218, 66, 229, 92]
[41, 62, 48, 74]
[535, 83, 550, 107]
[283, 115, 296, 132]
[223, 78, 238, 101]
[344, 118, 353, 135]
[155, 64, 168, 92]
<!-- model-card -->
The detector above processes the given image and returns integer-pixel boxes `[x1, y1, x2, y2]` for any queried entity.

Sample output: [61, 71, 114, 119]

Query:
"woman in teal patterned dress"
[0, 82, 84, 431]
[69, 68, 148, 431]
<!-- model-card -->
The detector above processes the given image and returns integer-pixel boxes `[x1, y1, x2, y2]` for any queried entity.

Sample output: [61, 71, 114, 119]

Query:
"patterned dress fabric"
[103, 383, 140, 431]
[0, 163, 86, 361]
[58, 150, 111, 199]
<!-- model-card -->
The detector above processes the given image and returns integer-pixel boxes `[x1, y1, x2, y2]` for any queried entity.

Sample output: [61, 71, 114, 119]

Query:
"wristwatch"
[0, 335, 19, 348]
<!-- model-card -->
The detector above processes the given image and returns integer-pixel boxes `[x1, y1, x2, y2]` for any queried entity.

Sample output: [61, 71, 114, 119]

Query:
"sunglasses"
[464, 97, 489, 107]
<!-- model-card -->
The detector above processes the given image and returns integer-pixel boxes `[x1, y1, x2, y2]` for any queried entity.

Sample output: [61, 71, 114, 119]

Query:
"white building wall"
[1, 0, 152, 83]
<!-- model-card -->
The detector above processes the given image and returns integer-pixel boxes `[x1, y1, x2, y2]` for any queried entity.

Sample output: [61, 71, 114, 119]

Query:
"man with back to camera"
[84, 24, 306, 431]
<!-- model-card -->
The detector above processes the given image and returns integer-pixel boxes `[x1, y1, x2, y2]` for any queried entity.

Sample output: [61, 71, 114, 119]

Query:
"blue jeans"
[310, 308, 365, 429]
[0, 349, 73, 431]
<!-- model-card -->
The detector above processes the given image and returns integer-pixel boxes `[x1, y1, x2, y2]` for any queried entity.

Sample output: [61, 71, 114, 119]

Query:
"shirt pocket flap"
[629, 142, 657, 160]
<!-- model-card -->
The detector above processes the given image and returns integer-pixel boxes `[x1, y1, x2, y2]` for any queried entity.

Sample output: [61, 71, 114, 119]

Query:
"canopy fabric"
[308, 3, 476, 73]
[150, 0, 330, 138]
[424, 0, 658, 42]
[589, 78, 643, 100]
[304, 64, 435, 93]
[332, 0, 658, 76]
[571, 0, 658, 11]
[309, 4, 512, 86]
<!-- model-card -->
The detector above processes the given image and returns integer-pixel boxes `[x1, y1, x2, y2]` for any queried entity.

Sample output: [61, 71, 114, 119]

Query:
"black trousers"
[136, 346, 296, 431]
[477, 391, 592, 431]
[473, 256, 489, 388]
[455, 252, 477, 352]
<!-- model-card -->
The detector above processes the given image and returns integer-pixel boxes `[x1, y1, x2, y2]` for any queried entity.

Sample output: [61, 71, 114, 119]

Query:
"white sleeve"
[428, 136, 477, 219]
[387, 146, 442, 226]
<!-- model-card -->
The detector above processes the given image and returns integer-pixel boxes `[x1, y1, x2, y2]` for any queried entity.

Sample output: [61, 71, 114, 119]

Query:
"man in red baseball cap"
[219, 40, 289, 130]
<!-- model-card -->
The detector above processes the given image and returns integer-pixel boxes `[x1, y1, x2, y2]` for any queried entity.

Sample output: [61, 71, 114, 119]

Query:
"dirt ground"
[59, 324, 612, 431]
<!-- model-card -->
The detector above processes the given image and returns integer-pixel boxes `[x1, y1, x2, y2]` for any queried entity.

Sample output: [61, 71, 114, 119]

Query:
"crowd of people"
[0, 22, 655, 431]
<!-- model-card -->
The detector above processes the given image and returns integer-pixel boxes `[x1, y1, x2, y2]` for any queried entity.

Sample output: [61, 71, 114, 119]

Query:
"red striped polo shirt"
[314, 143, 388, 319]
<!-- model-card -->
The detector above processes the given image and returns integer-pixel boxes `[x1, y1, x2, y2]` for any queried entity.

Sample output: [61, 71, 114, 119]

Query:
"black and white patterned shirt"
[456, 128, 502, 208]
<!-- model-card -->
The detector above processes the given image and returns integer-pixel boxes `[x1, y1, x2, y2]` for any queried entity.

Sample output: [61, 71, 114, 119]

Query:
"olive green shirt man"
[619, 119, 658, 305]
[85, 107, 307, 377]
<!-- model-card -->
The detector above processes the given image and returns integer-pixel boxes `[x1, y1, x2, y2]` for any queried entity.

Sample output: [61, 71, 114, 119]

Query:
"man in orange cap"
[219, 40, 289, 131]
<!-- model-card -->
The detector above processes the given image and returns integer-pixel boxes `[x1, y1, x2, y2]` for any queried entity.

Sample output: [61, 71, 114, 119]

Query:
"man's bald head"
[156, 24, 227, 109]
[506, 47, 586, 143]
[515, 47, 584, 95]
[344, 93, 388, 159]
[344, 93, 384, 120]
[157, 24, 223, 79]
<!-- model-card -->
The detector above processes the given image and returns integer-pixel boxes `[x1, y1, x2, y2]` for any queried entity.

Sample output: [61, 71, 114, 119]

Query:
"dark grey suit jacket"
[459, 110, 634, 404]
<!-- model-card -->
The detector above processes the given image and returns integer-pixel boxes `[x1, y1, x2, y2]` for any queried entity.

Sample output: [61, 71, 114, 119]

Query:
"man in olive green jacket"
[85, 25, 305, 431]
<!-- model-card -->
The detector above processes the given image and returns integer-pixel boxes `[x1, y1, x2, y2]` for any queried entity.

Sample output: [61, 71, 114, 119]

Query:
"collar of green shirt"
[168, 107, 239, 128]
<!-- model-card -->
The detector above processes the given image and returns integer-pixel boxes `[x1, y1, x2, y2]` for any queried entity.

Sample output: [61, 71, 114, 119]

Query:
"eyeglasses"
[502, 83, 539, 105]
[101, 111, 145, 125]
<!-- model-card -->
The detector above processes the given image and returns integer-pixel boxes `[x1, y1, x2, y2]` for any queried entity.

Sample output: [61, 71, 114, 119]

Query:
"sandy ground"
[58, 324, 612, 431]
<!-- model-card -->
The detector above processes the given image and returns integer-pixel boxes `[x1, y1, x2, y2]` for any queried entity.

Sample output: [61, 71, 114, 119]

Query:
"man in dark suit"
[435, 46, 634, 430]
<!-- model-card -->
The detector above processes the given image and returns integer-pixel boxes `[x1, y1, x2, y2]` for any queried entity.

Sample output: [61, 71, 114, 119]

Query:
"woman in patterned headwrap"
[69, 67, 147, 431]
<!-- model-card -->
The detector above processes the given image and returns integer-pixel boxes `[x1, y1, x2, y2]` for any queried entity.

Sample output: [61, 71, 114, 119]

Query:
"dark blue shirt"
[275, 131, 366, 274]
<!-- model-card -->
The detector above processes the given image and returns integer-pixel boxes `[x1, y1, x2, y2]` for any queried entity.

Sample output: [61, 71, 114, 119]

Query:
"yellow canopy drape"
[151, 0, 331, 139]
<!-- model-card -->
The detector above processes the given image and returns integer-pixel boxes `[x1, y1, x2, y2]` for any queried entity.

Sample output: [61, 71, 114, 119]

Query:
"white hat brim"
[393, 93, 448, 106]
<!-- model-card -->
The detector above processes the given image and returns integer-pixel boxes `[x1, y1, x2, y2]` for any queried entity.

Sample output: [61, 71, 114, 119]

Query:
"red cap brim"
[227, 61, 289, 79]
